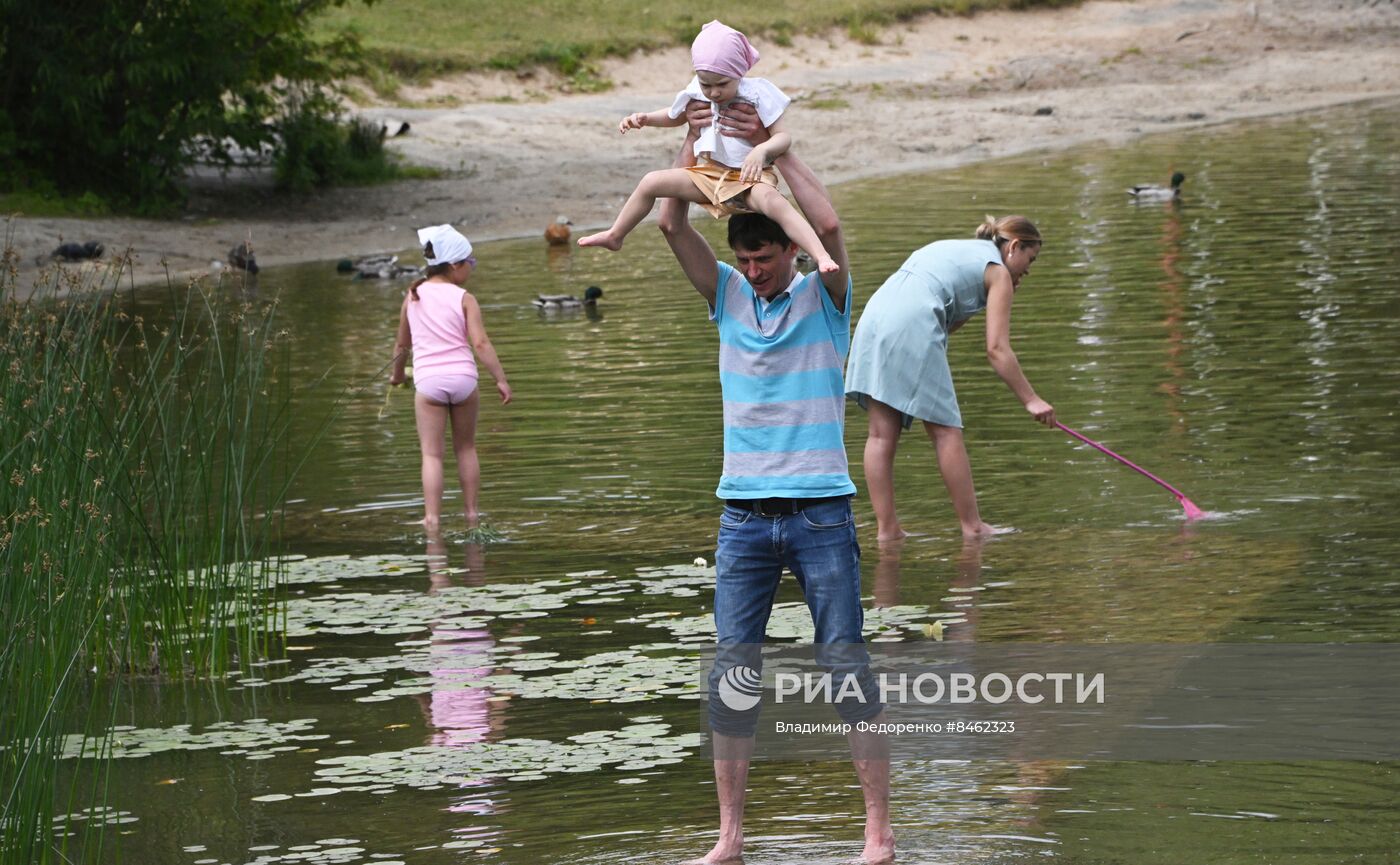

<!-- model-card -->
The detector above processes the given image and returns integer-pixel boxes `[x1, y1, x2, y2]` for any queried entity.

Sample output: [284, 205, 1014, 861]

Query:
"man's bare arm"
[772, 150, 849, 310]
[714, 101, 849, 309]
[657, 118, 719, 305]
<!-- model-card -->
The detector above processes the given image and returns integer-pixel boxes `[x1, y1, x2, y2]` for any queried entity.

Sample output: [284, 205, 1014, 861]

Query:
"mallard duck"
[51, 241, 104, 261]
[1128, 171, 1186, 201]
[335, 254, 422, 280]
[533, 285, 603, 311]
[228, 241, 259, 273]
[544, 215, 573, 246]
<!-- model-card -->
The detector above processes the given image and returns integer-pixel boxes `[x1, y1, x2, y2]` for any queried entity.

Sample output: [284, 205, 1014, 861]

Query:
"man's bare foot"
[817, 255, 840, 274]
[876, 526, 909, 543]
[577, 231, 622, 251]
[858, 829, 896, 864]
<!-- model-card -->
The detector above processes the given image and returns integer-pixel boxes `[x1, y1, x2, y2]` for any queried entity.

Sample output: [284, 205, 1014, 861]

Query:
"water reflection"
[420, 530, 496, 745]
[422, 529, 506, 824]
[947, 539, 983, 643]
[1154, 197, 1190, 433]
[872, 537, 983, 643]
[872, 538, 904, 609]
[96, 104, 1400, 865]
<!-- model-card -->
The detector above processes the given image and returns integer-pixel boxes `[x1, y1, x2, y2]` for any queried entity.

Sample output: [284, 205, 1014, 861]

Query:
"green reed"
[1, 242, 295, 863]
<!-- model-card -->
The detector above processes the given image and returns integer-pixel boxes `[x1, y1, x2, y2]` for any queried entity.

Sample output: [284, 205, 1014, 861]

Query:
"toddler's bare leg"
[579, 168, 711, 251]
[745, 185, 839, 273]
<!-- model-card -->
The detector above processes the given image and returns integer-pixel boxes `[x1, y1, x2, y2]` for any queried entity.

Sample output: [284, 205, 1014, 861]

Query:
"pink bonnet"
[691, 20, 759, 80]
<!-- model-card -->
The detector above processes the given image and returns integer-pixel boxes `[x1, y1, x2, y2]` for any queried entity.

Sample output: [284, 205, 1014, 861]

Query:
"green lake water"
[74, 101, 1400, 864]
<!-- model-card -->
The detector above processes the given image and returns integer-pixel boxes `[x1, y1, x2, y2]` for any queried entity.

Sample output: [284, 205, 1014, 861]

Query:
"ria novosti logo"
[717, 665, 763, 711]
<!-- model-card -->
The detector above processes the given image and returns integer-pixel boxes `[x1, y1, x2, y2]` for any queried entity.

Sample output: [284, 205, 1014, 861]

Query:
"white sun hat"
[417, 224, 474, 265]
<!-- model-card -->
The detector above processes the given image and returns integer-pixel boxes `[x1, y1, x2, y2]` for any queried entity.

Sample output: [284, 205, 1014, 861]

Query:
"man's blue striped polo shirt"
[710, 261, 856, 500]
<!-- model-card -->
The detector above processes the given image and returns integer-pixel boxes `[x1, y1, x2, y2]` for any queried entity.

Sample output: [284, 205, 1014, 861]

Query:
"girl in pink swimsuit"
[391, 225, 512, 530]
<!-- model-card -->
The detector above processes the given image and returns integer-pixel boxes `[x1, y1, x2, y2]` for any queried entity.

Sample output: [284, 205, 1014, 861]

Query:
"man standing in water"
[658, 102, 894, 864]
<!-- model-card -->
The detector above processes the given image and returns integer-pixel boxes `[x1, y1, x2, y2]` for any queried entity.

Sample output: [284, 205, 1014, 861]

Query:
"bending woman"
[845, 215, 1055, 540]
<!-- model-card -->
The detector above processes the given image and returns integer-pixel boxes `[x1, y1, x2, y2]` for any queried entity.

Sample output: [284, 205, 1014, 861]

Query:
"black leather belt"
[725, 495, 849, 517]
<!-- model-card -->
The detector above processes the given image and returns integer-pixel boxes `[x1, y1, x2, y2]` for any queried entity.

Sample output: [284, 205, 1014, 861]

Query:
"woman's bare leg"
[414, 394, 450, 531]
[448, 389, 482, 528]
[863, 399, 908, 542]
[578, 168, 713, 251]
[745, 185, 838, 273]
[924, 421, 995, 538]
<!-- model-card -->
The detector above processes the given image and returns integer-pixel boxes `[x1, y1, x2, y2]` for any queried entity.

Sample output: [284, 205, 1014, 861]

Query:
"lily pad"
[59, 718, 324, 761]
[291, 720, 705, 796]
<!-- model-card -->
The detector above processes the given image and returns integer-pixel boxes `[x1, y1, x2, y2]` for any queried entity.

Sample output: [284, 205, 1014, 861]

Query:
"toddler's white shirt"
[667, 76, 791, 169]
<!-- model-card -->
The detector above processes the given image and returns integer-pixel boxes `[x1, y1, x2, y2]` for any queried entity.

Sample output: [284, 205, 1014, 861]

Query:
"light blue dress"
[845, 239, 1003, 429]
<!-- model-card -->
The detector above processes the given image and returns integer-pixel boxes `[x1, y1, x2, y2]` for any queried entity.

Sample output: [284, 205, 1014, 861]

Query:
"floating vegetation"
[462, 523, 508, 544]
[276, 554, 430, 586]
[281, 564, 716, 638]
[363, 647, 696, 705]
[253, 559, 930, 706]
[656, 602, 933, 641]
[30, 808, 138, 846]
[57, 719, 326, 761]
[297, 721, 703, 795]
[179, 837, 407, 865]
[51, 806, 139, 830]
[31, 550, 938, 862]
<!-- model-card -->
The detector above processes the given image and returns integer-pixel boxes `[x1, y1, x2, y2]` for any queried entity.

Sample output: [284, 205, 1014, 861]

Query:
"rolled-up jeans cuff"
[709, 714, 761, 738]
[835, 697, 886, 725]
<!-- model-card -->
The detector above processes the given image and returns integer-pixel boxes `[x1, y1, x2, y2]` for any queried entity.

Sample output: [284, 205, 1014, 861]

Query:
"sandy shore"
[6, 0, 1399, 294]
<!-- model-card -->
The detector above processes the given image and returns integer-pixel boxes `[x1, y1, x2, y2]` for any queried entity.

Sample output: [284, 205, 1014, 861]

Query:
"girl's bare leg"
[448, 389, 482, 528]
[578, 168, 713, 251]
[923, 421, 995, 538]
[863, 398, 908, 542]
[745, 185, 839, 273]
[414, 394, 450, 531]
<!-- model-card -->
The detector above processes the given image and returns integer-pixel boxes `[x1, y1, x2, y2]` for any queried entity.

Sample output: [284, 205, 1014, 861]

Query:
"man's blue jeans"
[708, 496, 883, 736]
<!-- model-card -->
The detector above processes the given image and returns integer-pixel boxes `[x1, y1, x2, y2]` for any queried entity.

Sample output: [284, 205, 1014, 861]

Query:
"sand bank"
[7, 0, 1398, 294]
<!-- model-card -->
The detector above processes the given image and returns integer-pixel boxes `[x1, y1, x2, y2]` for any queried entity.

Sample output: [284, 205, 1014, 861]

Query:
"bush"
[0, 0, 371, 208]
[347, 117, 387, 161]
[274, 105, 414, 192]
[275, 102, 351, 193]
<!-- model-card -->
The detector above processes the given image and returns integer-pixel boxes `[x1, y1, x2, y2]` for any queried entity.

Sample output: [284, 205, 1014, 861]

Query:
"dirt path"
[7, 0, 1398, 295]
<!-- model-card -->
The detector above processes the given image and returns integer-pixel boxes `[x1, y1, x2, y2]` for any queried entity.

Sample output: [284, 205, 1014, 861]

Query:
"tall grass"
[1, 239, 295, 863]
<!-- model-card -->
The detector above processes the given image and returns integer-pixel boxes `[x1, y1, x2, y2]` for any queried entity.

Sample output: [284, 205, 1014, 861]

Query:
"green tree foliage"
[0, 0, 373, 208]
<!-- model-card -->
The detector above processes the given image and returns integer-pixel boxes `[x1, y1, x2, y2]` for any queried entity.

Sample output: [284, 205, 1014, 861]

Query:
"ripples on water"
[101, 104, 1400, 864]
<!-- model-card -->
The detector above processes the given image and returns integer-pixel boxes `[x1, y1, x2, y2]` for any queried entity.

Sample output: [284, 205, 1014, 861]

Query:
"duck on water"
[1128, 171, 1186, 202]
[533, 285, 603, 312]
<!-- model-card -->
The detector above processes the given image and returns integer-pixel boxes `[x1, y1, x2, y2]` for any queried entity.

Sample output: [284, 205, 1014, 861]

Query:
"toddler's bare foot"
[876, 525, 908, 543]
[420, 515, 441, 532]
[577, 231, 622, 251]
[817, 255, 840, 274]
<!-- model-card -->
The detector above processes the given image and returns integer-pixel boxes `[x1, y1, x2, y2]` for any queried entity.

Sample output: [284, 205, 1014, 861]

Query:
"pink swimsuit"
[408, 282, 479, 405]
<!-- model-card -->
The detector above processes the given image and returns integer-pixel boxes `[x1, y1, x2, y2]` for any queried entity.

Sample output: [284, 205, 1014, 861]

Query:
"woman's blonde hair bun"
[975, 215, 1042, 246]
